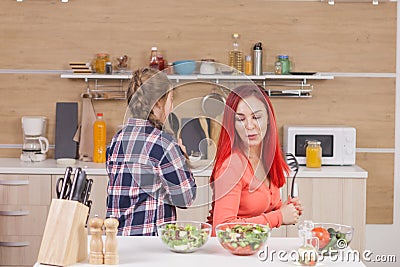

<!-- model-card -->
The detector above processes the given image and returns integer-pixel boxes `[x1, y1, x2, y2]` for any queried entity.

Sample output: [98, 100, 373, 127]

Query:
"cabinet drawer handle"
[0, 180, 29, 186]
[0, 210, 30, 216]
[0, 241, 29, 247]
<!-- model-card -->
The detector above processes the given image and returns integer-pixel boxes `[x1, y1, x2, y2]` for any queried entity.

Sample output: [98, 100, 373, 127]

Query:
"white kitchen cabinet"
[176, 176, 211, 222]
[0, 174, 52, 266]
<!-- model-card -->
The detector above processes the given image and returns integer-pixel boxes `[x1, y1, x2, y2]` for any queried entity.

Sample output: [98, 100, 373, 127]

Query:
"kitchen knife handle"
[82, 178, 93, 204]
[60, 167, 73, 199]
[70, 170, 86, 202]
[69, 167, 82, 200]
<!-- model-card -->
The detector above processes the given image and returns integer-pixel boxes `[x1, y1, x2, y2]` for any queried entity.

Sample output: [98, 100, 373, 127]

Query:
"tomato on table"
[312, 227, 330, 249]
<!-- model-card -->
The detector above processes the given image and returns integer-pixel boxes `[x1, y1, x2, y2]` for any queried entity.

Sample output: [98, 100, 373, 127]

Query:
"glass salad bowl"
[157, 221, 211, 253]
[215, 222, 270, 256]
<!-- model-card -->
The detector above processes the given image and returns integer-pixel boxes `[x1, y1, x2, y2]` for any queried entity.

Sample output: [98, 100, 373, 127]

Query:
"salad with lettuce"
[216, 223, 270, 255]
[159, 223, 210, 253]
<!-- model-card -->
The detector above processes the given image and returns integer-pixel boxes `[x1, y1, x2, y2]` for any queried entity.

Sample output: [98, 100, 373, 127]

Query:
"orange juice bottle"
[306, 140, 322, 168]
[93, 113, 106, 163]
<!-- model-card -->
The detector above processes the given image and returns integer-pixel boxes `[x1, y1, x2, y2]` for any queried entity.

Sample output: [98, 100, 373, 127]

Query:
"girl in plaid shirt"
[106, 68, 197, 236]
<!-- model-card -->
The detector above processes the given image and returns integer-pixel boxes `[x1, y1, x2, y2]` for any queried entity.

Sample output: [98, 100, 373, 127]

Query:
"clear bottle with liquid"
[149, 47, 159, 69]
[298, 220, 319, 266]
[228, 33, 243, 73]
[93, 113, 106, 163]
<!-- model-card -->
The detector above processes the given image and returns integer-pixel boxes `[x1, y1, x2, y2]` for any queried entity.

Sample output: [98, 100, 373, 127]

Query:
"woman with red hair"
[207, 85, 302, 234]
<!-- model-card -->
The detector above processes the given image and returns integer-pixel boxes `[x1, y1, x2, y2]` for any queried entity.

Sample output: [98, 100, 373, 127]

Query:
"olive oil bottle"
[228, 33, 243, 74]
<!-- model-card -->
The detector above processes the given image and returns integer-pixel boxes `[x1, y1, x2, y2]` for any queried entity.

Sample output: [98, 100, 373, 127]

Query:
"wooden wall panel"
[0, 1, 395, 72]
[357, 153, 394, 224]
[273, 77, 396, 148]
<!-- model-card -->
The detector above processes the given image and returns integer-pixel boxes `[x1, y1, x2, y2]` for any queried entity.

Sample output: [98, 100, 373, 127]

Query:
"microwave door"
[294, 134, 334, 165]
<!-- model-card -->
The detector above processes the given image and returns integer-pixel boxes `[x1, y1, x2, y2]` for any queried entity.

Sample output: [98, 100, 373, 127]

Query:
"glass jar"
[274, 61, 282, 75]
[278, 55, 291, 75]
[200, 59, 217, 75]
[105, 62, 113, 74]
[306, 140, 322, 168]
[95, 53, 110, 74]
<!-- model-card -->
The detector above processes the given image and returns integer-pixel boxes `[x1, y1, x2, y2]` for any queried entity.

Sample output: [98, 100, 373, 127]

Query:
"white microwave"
[283, 125, 356, 166]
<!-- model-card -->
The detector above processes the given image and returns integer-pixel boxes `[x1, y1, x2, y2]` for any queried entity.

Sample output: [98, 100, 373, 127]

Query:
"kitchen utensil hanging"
[202, 87, 226, 118]
[285, 152, 299, 198]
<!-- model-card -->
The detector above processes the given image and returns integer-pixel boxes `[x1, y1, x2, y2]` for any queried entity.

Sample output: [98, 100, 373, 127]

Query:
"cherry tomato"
[312, 227, 330, 249]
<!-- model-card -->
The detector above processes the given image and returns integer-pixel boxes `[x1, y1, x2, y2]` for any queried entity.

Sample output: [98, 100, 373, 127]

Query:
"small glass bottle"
[105, 62, 113, 74]
[245, 55, 252, 75]
[306, 140, 322, 168]
[166, 62, 174, 75]
[157, 55, 165, 71]
[274, 61, 282, 75]
[228, 33, 243, 74]
[149, 47, 159, 69]
[278, 55, 291, 75]
[298, 220, 319, 266]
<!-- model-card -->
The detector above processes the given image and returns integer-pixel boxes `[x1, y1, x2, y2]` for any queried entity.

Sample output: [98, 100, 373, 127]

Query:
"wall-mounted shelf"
[167, 72, 334, 98]
[60, 72, 334, 99]
[61, 72, 131, 100]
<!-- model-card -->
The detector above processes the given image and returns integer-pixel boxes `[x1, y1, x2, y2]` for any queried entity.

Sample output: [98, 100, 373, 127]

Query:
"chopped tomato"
[312, 227, 330, 249]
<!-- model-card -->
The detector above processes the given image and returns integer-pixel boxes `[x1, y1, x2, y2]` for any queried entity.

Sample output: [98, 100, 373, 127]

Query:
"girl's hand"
[178, 138, 189, 160]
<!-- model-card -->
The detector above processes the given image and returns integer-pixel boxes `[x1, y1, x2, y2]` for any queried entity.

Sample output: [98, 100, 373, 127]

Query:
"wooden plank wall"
[0, 0, 396, 223]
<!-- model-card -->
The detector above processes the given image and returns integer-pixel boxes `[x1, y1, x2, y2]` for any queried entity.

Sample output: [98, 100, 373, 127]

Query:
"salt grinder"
[104, 217, 119, 265]
[89, 215, 104, 264]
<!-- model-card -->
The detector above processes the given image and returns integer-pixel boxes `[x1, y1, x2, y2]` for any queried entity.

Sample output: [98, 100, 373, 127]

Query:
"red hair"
[210, 85, 289, 188]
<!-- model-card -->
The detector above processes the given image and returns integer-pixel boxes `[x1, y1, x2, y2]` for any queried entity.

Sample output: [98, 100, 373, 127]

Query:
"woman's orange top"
[208, 152, 283, 235]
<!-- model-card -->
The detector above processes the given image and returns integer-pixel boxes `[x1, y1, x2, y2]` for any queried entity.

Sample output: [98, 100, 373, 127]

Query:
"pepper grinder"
[89, 215, 104, 264]
[253, 42, 263, 76]
[104, 217, 119, 265]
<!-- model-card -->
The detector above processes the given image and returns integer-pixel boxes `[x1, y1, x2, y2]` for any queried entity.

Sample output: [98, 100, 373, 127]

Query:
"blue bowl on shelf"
[173, 60, 196, 75]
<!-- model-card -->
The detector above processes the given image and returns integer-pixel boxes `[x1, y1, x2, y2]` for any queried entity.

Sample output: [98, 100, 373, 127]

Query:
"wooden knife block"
[37, 199, 89, 266]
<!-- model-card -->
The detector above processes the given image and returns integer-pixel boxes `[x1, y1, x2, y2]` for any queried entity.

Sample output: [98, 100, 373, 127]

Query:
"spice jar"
[278, 55, 291, 75]
[306, 140, 322, 168]
[95, 53, 110, 74]
[274, 61, 282, 75]
[105, 62, 113, 74]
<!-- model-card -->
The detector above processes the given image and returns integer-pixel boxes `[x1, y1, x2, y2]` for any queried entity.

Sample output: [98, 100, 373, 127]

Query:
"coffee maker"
[20, 116, 49, 162]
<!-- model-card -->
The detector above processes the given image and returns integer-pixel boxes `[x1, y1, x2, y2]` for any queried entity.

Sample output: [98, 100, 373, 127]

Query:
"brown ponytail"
[127, 68, 171, 129]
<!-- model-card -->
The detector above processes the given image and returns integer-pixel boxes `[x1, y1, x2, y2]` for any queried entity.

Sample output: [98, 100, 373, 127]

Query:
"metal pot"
[202, 92, 226, 118]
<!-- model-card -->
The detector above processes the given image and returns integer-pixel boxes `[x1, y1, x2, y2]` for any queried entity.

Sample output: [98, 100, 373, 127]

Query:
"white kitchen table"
[34, 236, 366, 267]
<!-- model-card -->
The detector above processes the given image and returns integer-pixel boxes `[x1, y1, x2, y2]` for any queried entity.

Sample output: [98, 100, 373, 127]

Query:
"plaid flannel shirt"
[106, 118, 197, 236]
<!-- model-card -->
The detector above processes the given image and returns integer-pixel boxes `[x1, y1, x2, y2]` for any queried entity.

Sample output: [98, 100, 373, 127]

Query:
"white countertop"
[34, 236, 366, 267]
[0, 158, 367, 178]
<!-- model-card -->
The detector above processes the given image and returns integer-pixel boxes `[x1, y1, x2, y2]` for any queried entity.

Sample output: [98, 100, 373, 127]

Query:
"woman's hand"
[280, 202, 300, 225]
[288, 196, 303, 216]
